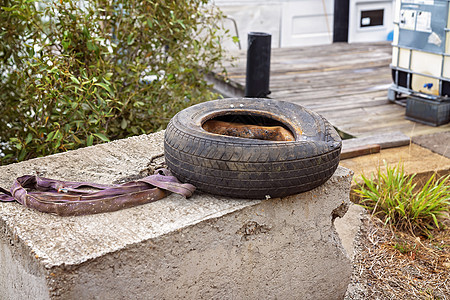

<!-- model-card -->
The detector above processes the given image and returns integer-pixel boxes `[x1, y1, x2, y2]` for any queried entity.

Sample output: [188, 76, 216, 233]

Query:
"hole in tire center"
[202, 114, 296, 141]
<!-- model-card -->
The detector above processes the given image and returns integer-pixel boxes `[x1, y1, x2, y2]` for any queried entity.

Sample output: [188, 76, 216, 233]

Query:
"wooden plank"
[340, 144, 381, 160]
[342, 131, 411, 151]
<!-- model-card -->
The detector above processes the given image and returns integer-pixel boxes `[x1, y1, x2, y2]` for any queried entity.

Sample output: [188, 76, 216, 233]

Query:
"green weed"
[353, 162, 450, 235]
[393, 240, 416, 255]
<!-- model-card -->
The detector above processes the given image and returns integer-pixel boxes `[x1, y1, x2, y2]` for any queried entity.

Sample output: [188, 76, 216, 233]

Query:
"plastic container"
[389, 0, 450, 101]
[406, 96, 450, 126]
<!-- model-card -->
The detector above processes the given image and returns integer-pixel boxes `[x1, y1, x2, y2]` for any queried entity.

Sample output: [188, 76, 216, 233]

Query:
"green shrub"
[0, 0, 228, 163]
[353, 162, 450, 235]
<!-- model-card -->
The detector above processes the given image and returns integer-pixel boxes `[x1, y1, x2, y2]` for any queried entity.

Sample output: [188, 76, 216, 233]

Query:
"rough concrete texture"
[334, 203, 366, 261]
[1, 131, 353, 299]
[412, 131, 450, 158]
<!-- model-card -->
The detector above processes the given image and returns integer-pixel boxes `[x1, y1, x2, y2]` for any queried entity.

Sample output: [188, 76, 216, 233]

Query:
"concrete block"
[1, 131, 353, 299]
[335, 203, 366, 260]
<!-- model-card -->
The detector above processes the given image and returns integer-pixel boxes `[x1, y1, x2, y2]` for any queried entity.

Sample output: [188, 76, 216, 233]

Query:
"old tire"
[164, 98, 342, 199]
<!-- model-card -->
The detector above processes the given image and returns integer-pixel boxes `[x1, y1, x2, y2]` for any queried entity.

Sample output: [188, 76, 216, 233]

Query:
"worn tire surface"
[164, 98, 342, 199]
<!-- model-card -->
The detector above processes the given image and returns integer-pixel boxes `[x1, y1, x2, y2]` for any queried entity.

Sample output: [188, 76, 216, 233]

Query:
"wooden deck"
[216, 42, 450, 138]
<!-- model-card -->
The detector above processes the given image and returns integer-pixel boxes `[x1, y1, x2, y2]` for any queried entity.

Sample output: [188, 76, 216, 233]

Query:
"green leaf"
[1, 5, 18, 12]
[46, 131, 55, 142]
[25, 133, 33, 145]
[18, 149, 27, 161]
[120, 119, 127, 129]
[82, 26, 90, 38]
[94, 82, 113, 96]
[72, 135, 82, 144]
[93, 133, 110, 142]
[53, 129, 60, 140]
[70, 76, 80, 85]
[87, 135, 94, 147]
[133, 101, 145, 107]
[104, 73, 113, 80]
[127, 33, 135, 45]
[431, 214, 439, 229]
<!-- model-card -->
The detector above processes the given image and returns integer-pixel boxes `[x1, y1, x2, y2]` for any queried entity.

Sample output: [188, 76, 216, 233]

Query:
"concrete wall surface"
[0, 131, 353, 299]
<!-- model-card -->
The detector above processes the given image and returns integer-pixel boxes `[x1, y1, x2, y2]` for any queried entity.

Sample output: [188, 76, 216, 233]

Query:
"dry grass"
[346, 215, 450, 299]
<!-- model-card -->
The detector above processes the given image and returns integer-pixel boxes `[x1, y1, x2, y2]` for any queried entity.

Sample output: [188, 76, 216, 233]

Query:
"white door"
[280, 0, 334, 47]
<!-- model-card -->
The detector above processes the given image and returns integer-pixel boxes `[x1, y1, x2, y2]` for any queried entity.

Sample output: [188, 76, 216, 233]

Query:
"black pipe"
[333, 0, 350, 42]
[245, 32, 271, 98]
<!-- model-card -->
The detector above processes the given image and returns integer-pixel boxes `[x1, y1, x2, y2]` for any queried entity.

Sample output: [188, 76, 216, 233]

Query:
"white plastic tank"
[390, 0, 450, 99]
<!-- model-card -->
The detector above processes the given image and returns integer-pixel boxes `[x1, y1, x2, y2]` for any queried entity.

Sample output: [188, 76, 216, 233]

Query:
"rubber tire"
[164, 98, 342, 199]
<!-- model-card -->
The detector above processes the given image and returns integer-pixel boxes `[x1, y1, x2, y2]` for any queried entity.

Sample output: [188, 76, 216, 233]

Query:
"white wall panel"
[280, 0, 334, 47]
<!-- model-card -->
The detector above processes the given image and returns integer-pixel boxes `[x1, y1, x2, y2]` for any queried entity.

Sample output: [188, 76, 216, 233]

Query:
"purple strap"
[0, 169, 195, 216]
